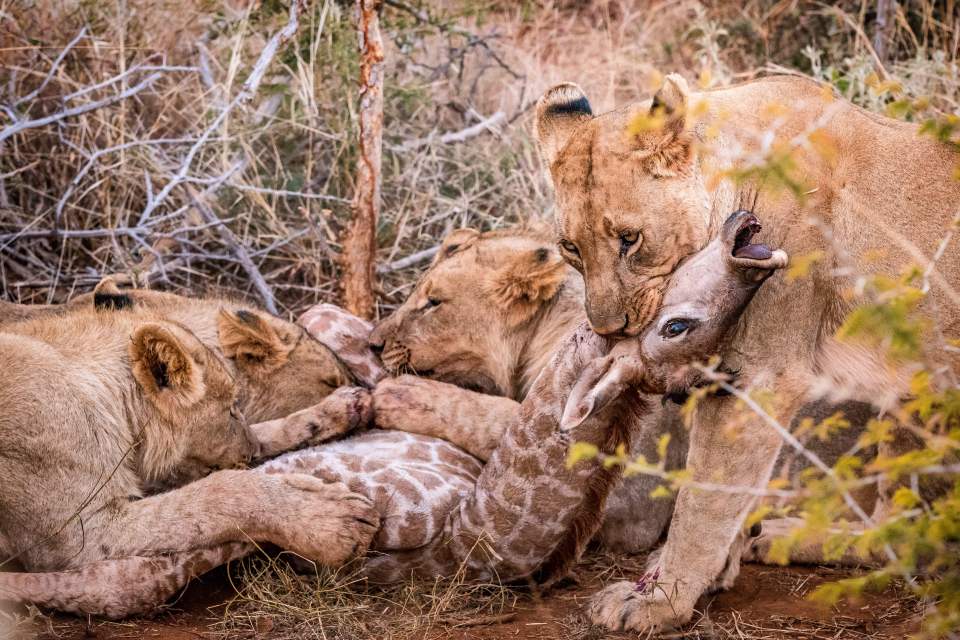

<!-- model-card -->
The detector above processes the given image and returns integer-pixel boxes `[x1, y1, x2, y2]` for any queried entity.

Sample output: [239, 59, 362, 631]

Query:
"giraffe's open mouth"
[731, 214, 773, 261]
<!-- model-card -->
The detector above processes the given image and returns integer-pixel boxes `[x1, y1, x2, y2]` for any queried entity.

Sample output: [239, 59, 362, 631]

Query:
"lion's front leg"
[251, 387, 373, 459]
[372, 375, 519, 461]
[589, 384, 799, 632]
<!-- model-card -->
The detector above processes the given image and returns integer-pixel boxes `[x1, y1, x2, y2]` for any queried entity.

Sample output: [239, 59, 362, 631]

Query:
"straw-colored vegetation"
[1, 1, 958, 639]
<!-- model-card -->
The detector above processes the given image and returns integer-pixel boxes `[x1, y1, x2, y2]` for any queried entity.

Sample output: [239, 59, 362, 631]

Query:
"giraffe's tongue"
[733, 243, 773, 260]
[731, 216, 773, 260]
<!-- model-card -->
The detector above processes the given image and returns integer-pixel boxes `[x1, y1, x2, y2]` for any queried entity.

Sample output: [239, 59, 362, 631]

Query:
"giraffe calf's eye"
[560, 240, 580, 256]
[660, 318, 697, 338]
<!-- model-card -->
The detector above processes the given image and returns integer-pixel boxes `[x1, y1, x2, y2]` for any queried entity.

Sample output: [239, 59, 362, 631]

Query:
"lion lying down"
[0, 292, 381, 617]
[0, 209, 787, 618]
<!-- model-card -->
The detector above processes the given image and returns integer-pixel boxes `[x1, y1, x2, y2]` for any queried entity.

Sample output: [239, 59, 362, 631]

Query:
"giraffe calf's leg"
[0, 543, 252, 619]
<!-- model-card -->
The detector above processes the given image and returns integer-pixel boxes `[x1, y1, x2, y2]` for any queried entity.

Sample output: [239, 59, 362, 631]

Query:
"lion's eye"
[559, 240, 580, 257]
[425, 297, 442, 309]
[619, 230, 640, 256]
[660, 318, 697, 338]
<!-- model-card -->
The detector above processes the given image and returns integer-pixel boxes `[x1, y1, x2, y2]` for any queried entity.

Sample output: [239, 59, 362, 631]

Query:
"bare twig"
[185, 184, 277, 314]
[376, 245, 440, 274]
[10, 27, 88, 110]
[137, 0, 308, 225]
[395, 111, 505, 152]
[0, 72, 163, 145]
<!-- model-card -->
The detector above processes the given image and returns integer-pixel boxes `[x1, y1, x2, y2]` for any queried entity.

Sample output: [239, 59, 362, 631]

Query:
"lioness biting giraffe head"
[535, 73, 958, 633]
[0, 207, 788, 620]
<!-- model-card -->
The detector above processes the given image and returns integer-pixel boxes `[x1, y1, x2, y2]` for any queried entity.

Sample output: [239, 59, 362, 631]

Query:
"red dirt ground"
[9, 551, 922, 640]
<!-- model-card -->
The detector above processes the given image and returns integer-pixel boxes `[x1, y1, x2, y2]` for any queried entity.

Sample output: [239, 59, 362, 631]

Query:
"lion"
[0, 307, 378, 579]
[1, 280, 354, 425]
[533, 73, 960, 631]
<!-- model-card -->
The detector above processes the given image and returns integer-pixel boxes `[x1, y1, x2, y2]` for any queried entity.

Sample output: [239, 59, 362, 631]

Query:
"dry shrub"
[3, 1, 952, 315]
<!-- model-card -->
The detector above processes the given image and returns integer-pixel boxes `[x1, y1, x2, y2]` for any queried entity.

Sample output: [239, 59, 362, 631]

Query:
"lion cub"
[0, 308, 378, 573]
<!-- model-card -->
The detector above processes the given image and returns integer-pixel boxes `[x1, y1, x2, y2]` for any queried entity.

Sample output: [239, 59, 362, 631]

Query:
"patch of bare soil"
[10, 551, 921, 640]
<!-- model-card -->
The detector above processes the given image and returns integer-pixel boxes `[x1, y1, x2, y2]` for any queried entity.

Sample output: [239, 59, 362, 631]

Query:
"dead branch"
[341, 0, 385, 319]
[10, 27, 88, 109]
[394, 111, 505, 152]
[137, 0, 308, 225]
[376, 245, 440, 274]
[185, 184, 278, 314]
[0, 72, 164, 145]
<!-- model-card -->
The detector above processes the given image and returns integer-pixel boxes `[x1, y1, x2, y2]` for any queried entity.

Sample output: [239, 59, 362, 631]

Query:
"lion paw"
[268, 475, 379, 565]
[588, 575, 694, 633]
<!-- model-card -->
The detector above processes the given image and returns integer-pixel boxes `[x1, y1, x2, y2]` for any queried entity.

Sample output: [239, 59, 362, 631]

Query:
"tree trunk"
[342, 0, 384, 319]
[873, 0, 896, 65]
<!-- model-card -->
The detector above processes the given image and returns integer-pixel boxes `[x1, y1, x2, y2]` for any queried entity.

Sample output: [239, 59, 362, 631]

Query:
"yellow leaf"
[645, 70, 664, 93]
[819, 82, 835, 103]
[808, 128, 837, 164]
[786, 250, 824, 281]
[649, 485, 673, 499]
[627, 110, 667, 135]
[745, 505, 773, 528]
[566, 442, 598, 469]
[760, 101, 789, 119]
[892, 486, 920, 509]
[768, 477, 791, 490]
[656, 434, 671, 461]
[698, 68, 712, 89]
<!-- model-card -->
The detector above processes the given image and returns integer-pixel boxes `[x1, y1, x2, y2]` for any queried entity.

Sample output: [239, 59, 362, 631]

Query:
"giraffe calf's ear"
[561, 354, 645, 431]
[486, 246, 567, 326]
[218, 309, 295, 375]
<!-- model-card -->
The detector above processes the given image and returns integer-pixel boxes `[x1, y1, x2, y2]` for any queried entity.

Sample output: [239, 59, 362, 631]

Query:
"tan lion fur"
[368, 227, 689, 553]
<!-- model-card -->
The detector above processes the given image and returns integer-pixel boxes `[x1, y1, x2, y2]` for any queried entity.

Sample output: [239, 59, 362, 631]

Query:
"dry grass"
[206, 554, 517, 640]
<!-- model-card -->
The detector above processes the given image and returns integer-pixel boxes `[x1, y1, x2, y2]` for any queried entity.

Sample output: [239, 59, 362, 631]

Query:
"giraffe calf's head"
[561, 210, 788, 429]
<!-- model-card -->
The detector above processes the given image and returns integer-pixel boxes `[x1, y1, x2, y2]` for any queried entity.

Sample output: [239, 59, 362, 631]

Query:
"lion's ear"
[487, 246, 567, 326]
[130, 322, 206, 414]
[631, 73, 694, 177]
[217, 309, 294, 375]
[93, 276, 133, 311]
[433, 228, 481, 265]
[535, 83, 593, 171]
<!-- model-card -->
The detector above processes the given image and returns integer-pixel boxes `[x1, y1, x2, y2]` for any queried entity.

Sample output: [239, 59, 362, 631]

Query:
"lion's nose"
[369, 339, 384, 355]
[587, 312, 629, 336]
